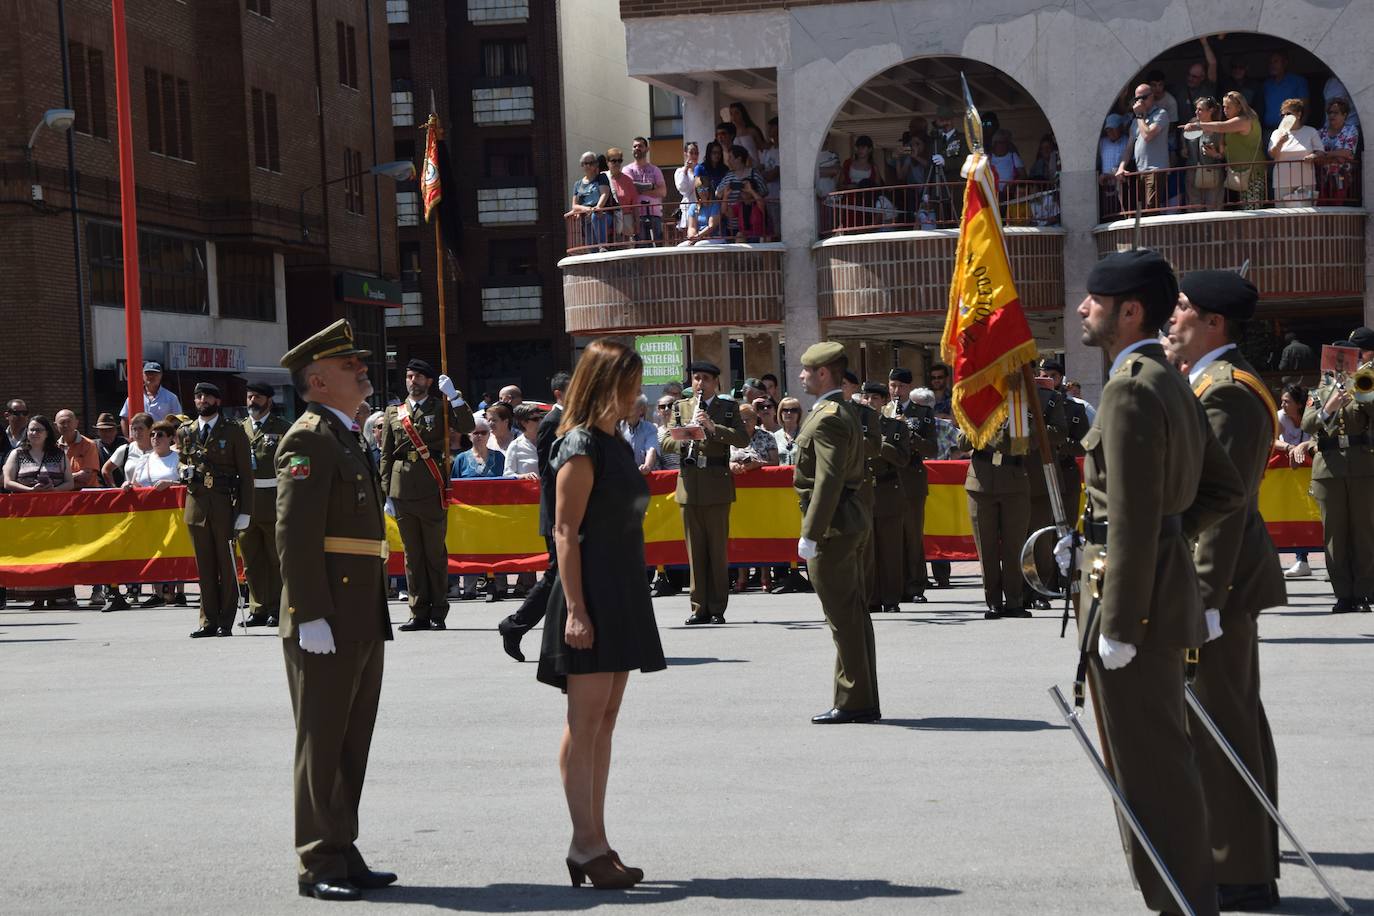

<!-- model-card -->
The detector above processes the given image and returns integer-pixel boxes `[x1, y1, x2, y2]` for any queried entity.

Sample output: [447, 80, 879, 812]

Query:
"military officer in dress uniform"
[795, 343, 876, 724]
[1302, 327, 1374, 613]
[960, 422, 1031, 619]
[240, 381, 292, 628]
[860, 383, 911, 612]
[884, 368, 937, 603]
[379, 358, 474, 631]
[177, 382, 254, 638]
[1169, 270, 1287, 911]
[658, 360, 748, 625]
[276, 319, 396, 902]
[1071, 249, 1245, 916]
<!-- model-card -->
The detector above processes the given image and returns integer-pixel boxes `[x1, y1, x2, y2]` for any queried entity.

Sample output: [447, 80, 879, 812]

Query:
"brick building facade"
[0, 0, 397, 422]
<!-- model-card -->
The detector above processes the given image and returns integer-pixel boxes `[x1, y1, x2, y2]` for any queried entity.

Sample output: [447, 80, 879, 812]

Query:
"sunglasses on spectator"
[656, 403, 673, 410]
[753, 403, 775, 411]
[152, 431, 171, 438]
[608, 157, 623, 163]
[7, 409, 27, 416]
[781, 407, 801, 414]
[1134, 94, 1151, 101]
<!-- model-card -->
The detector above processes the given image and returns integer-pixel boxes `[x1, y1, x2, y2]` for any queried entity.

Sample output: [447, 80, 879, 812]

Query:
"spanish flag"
[421, 115, 443, 223]
[941, 152, 1038, 449]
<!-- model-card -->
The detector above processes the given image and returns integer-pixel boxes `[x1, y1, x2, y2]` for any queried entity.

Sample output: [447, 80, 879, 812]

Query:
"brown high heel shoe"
[566, 853, 636, 889]
[607, 850, 644, 883]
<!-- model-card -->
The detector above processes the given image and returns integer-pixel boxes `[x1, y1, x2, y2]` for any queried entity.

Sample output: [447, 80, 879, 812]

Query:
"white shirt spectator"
[758, 145, 781, 201]
[674, 165, 696, 228]
[108, 441, 146, 480]
[989, 150, 1024, 184]
[128, 450, 180, 486]
[119, 387, 183, 424]
[735, 133, 759, 165]
[504, 435, 539, 476]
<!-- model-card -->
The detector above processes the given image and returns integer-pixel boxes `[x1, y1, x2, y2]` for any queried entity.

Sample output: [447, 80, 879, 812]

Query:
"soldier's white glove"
[797, 537, 818, 560]
[437, 374, 464, 407]
[233, 513, 251, 532]
[1098, 634, 1137, 670]
[931, 153, 945, 167]
[1054, 532, 1077, 576]
[384, 498, 396, 518]
[298, 619, 336, 655]
[1204, 609, 1223, 643]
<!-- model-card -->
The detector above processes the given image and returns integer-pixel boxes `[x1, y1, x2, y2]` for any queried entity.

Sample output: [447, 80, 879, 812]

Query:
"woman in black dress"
[537, 339, 665, 889]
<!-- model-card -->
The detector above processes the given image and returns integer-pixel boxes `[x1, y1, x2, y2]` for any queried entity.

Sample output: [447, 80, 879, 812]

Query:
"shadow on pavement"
[663, 657, 748, 666]
[0, 637, 76, 644]
[1260, 636, 1374, 645]
[1281, 848, 1374, 872]
[0, 620, 79, 626]
[378, 877, 958, 910]
[879, 716, 1067, 732]
[1270, 895, 1373, 914]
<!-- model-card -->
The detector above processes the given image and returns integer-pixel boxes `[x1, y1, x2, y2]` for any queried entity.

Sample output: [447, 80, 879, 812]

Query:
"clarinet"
[676, 398, 701, 467]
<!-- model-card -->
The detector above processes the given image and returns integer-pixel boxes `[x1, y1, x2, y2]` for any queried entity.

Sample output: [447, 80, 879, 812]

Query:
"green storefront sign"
[635, 334, 686, 385]
[338, 272, 402, 308]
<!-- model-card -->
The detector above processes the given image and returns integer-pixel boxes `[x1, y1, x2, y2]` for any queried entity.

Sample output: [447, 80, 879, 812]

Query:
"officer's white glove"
[298, 619, 336, 655]
[384, 498, 396, 518]
[797, 537, 818, 560]
[931, 153, 945, 167]
[437, 374, 464, 406]
[1204, 609, 1223, 643]
[1054, 532, 1077, 576]
[1097, 634, 1137, 670]
[233, 513, 251, 532]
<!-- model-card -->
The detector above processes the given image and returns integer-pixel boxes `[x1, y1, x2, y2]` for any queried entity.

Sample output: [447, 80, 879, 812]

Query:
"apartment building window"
[343, 148, 365, 215]
[67, 42, 108, 139]
[395, 139, 415, 165]
[144, 68, 194, 160]
[484, 138, 533, 178]
[396, 191, 419, 226]
[650, 86, 683, 138]
[488, 239, 537, 278]
[399, 243, 421, 291]
[251, 88, 280, 172]
[246, 0, 272, 18]
[337, 22, 359, 89]
[87, 222, 208, 315]
[218, 245, 276, 322]
[386, 0, 409, 24]
[480, 39, 527, 78]
[391, 90, 414, 127]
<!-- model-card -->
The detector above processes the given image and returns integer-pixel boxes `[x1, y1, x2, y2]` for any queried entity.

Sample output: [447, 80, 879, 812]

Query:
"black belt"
[972, 450, 1023, 467]
[1083, 513, 1181, 546]
[690, 456, 728, 469]
[1317, 432, 1371, 451]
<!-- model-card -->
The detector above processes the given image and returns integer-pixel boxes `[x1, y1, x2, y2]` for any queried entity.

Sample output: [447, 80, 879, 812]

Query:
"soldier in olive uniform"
[379, 358, 474, 631]
[658, 360, 748, 625]
[861, 383, 912, 612]
[177, 382, 254, 638]
[841, 371, 883, 608]
[961, 423, 1031, 619]
[795, 343, 876, 723]
[1022, 378, 1076, 609]
[240, 381, 292, 627]
[276, 319, 396, 902]
[1170, 271, 1287, 911]
[1072, 249, 1245, 916]
[1038, 359, 1090, 508]
[884, 368, 937, 603]
[1301, 327, 1374, 613]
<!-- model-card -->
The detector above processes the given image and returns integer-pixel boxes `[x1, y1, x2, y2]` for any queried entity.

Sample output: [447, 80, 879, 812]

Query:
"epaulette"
[293, 411, 323, 431]
[1231, 368, 1280, 439]
[814, 400, 840, 416]
[1114, 354, 1146, 376]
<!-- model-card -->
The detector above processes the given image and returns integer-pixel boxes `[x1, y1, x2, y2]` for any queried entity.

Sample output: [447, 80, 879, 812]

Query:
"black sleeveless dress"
[537, 426, 666, 690]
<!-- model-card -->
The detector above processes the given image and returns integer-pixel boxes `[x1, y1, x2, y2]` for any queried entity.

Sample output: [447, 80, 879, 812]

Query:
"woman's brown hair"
[559, 339, 643, 435]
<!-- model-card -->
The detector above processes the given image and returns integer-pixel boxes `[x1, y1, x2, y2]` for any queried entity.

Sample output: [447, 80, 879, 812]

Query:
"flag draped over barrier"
[0, 459, 1324, 588]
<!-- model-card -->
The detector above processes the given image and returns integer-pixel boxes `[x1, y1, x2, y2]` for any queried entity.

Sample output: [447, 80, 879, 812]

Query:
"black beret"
[1040, 358, 1065, 374]
[861, 381, 888, 396]
[246, 381, 274, 397]
[843, 369, 860, 385]
[1086, 249, 1178, 301]
[1180, 270, 1258, 321]
[193, 381, 221, 398]
[687, 361, 720, 376]
[406, 358, 436, 378]
[1349, 327, 1374, 350]
[888, 367, 913, 383]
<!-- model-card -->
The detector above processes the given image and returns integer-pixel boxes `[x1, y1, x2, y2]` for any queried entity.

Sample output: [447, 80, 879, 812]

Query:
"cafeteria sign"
[635, 335, 685, 385]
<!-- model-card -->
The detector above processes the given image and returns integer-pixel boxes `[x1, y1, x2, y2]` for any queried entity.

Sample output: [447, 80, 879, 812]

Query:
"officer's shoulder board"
[813, 400, 840, 417]
[1115, 354, 1147, 377]
[293, 411, 323, 432]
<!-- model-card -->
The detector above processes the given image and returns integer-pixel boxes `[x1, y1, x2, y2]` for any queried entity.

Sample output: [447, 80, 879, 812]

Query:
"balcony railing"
[565, 201, 777, 255]
[1098, 158, 1362, 222]
[819, 180, 1060, 237]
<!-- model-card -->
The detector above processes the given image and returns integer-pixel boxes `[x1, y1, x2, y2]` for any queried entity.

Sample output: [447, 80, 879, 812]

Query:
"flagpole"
[427, 111, 451, 484]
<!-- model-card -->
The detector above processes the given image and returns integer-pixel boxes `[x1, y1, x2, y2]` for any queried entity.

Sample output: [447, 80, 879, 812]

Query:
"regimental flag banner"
[941, 151, 1039, 450]
[422, 117, 443, 223]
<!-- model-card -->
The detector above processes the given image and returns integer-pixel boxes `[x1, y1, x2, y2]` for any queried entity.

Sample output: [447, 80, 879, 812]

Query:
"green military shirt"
[871, 414, 912, 519]
[960, 425, 1029, 496]
[243, 413, 292, 521]
[1301, 377, 1374, 479]
[176, 415, 254, 524]
[658, 393, 748, 505]
[793, 394, 868, 540]
[379, 395, 475, 500]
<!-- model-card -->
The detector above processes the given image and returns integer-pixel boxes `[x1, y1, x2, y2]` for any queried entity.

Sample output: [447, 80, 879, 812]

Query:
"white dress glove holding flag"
[437, 374, 464, 407]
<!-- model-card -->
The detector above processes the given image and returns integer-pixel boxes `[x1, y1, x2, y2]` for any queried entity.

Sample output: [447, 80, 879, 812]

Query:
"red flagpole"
[111, 0, 144, 415]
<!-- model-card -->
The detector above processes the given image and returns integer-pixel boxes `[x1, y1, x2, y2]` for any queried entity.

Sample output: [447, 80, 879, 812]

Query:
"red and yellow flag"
[940, 152, 1038, 449]
[421, 117, 443, 223]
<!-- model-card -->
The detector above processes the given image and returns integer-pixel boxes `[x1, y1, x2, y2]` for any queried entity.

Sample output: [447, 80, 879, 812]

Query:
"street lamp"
[26, 108, 77, 159]
[298, 159, 416, 241]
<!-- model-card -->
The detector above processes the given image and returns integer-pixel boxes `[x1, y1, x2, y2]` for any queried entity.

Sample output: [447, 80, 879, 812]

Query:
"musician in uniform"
[379, 358, 474, 631]
[960, 422, 1031, 619]
[860, 383, 912, 612]
[657, 360, 747, 625]
[883, 368, 937, 603]
[1169, 270, 1287, 911]
[1023, 375, 1075, 609]
[1071, 249, 1244, 916]
[1301, 326, 1374, 613]
[841, 371, 883, 608]
[177, 382, 254, 638]
[275, 319, 396, 901]
[795, 343, 877, 724]
[241, 381, 292, 628]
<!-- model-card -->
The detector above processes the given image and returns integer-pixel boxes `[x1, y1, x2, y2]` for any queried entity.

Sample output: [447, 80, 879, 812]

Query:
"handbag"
[1192, 165, 1221, 190]
[1224, 167, 1249, 192]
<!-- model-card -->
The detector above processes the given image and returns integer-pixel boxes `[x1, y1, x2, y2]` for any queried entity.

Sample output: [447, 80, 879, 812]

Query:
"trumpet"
[1351, 362, 1374, 403]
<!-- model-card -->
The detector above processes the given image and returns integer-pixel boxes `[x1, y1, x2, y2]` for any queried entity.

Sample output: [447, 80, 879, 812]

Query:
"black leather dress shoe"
[189, 626, 218, 638]
[1332, 598, 1358, 614]
[709, 615, 726, 624]
[243, 613, 271, 627]
[348, 869, 397, 890]
[1217, 881, 1279, 911]
[910, 594, 928, 604]
[217, 626, 233, 636]
[298, 879, 362, 901]
[430, 620, 446, 630]
[984, 606, 1002, 620]
[141, 595, 166, 609]
[500, 629, 525, 663]
[398, 618, 431, 631]
[811, 707, 882, 724]
[683, 614, 711, 625]
[881, 604, 900, 613]
[999, 606, 1032, 618]
[266, 615, 278, 627]
[102, 595, 130, 613]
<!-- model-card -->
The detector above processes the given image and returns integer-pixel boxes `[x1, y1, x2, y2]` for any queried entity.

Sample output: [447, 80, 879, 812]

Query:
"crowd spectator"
[1277, 332, 1316, 372]
[505, 403, 543, 479]
[1064, 380, 1097, 423]
[815, 147, 841, 197]
[123, 419, 181, 491]
[674, 141, 700, 229]
[625, 136, 667, 244]
[93, 412, 127, 474]
[1027, 134, 1059, 182]
[1261, 49, 1308, 132]
[454, 417, 505, 479]
[604, 147, 641, 244]
[714, 121, 741, 164]
[567, 151, 612, 248]
[1220, 56, 1261, 113]
[1183, 90, 1265, 207]
[1098, 114, 1130, 215]
[927, 363, 953, 418]
[652, 393, 681, 471]
[892, 130, 931, 187]
[988, 129, 1026, 185]
[102, 412, 152, 487]
[718, 145, 769, 240]
[739, 378, 767, 404]
[54, 409, 101, 490]
[1145, 68, 1181, 125]
[118, 361, 182, 436]
[837, 134, 885, 190]
[1268, 97, 1322, 205]
[1179, 38, 1219, 114]
[760, 373, 780, 402]
[1115, 83, 1169, 210]
[1323, 76, 1359, 129]
[728, 102, 765, 162]
[729, 402, 777, 594]
[678, 178, 722, 246]
[1318, 97, 1359, 203]
[3, 414, 72, 493]
[1184, 96, 1227, 210]
[753, 396, 780, 433]
[1275, 384, 1315, 577]
[486, 402, 516, 452]
[759, 117, 782, 234]
[3, 398, 29, 469]
[774, 397, 802, 464]
[694, 140, 728, 192]
[363, 410, 386, 467]
[621, 395, 659, 473]
[500, 385, 523, 407]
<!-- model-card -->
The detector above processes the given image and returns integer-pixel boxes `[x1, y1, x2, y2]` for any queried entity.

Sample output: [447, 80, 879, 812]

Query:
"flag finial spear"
[960, 73, 983, 155]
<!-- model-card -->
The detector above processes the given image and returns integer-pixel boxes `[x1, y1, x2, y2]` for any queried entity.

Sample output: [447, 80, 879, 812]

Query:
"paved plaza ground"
[2, 563, 1371, 914]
